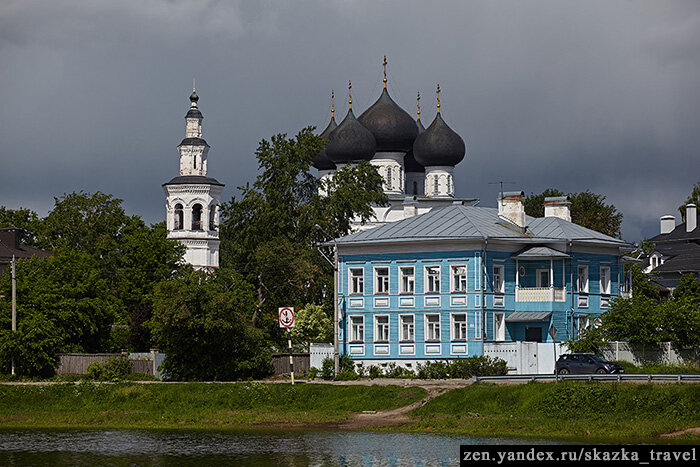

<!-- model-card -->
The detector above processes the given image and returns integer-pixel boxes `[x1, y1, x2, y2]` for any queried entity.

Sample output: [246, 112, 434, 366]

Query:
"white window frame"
[399, 266, 415, 294]
[600, 266, 611, 295]
[451, 265, 467, 292]
[425, 314, 441, 342]
[400, 314, 414, 342]
[536, 268, 550, 288]
[374, 266, 390, 295]
[493, 264, 505, 293]
[424, 265, 441, 294]
[474, 253, 482, 290]
[494, 312, 506, 341]
[578, 265, 589, 293]
[349, 268, 364, 295]
[451, 313, 467, 342]
[578, 315, 590, 332]
[349, 315, 364, 342]
[374, 315, 389, 343]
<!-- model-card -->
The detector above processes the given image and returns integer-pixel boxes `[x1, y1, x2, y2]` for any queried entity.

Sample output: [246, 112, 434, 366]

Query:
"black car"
[555, 353, 624, 375]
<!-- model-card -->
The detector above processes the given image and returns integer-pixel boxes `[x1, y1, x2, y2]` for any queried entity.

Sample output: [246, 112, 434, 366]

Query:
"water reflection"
[0, 429, 556, 466]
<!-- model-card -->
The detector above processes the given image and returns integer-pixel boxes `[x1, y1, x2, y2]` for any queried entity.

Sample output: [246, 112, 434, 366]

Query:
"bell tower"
[163, 83, 224, 270]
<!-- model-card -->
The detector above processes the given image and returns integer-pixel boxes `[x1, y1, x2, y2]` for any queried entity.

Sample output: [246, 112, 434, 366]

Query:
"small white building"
[163, 87, 224, 270]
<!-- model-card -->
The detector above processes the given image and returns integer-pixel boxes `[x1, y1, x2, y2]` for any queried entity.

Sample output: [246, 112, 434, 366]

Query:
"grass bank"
[409, 381, 700, 443]
[0, 382, 425, 429]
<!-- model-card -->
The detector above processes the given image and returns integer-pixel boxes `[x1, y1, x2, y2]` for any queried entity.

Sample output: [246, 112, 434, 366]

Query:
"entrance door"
[525, 326, 542, 342]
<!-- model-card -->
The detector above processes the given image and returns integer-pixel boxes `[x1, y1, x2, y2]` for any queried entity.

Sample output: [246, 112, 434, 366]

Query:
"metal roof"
[512, 246, 569, 259]
[506, 311, 552, 323]
[335, 204, 628, 247]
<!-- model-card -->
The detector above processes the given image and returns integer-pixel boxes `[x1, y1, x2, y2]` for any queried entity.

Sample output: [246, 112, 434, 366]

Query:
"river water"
[0, 429, 558, 466]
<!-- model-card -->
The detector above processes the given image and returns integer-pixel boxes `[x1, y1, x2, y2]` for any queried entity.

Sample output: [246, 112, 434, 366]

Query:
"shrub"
[87, 355, 132, 381]
[87, 361, 103, 380]
[450, 356, 508, 378]
[308, 366, 319, 380]
[416, 360, 451, 379]
[367, 365, 383, 379]
[320, 357, 334, 380]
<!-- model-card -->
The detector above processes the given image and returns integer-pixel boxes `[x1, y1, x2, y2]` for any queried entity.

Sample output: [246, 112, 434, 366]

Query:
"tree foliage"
[220, 128, 386, 343]
[524, 189, 623, 238]
[570, 271, 700, 353]
[0, 206, 42, 246]
[150, 268, 272, 381]
[678, 181, 700, 222]
[291, 303, 333, 350]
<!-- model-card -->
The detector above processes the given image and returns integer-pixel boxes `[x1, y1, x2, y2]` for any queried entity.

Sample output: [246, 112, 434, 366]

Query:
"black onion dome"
[404, 119, 426, 173]
[358, 88, 419, 152]
[413, 113, 465, 167]
[190, 91, 199, 103]
[312, 116, 338, 171]
[325, 108, 376, 164]
[186, 107, 203, 119]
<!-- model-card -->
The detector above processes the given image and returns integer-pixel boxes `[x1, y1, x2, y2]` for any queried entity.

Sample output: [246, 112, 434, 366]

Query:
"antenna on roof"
[488, 181, 516, 201]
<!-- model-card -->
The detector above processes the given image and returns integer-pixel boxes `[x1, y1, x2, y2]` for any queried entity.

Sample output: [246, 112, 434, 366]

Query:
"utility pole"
[333, 245, 339, 376]
[11, 255, 16, 376]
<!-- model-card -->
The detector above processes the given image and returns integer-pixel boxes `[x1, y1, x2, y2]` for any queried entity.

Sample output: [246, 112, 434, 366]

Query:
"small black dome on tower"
[326, 108, 376, 164]
[190, 90, 199, 103]
[312, 116, 338, 171]
[358, 88, 418, 153]
[413, 112, 465, 167]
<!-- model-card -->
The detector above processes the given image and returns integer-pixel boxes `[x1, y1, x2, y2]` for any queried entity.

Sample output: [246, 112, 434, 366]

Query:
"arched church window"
[386, 167, 392, 190]
[413, 181, 418, 195]
[193, 155, 197, 169]
[192, 204, 203, 231]
[209, 204, 217, 231]
[174, 204, 184, 230]
[433, 176, 439, 195]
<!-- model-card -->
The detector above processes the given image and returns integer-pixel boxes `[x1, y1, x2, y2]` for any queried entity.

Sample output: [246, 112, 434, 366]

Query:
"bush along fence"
[56, 351, 166, 379]
[308, 355, 509, 381]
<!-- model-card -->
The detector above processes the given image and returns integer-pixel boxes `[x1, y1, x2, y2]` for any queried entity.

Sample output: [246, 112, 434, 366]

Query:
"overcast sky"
[1, 0, 699, 241]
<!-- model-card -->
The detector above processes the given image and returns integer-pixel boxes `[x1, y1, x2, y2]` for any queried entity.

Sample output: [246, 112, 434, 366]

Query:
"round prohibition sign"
[278, 307, 295, 328]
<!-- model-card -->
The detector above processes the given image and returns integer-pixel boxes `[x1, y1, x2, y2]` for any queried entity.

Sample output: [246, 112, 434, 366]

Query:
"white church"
[164, 61, 472, 269]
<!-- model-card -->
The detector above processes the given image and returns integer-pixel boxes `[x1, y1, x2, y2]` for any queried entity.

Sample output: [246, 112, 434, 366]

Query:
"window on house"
[400, 266, 415, 294]
[451, 265, 467, 292]
[452, 314, 467, 341]
[374, 267, 389, 295]
[600, 266, 611, 295]
[350, 316, 364, 342]
[209, 204, 217, 231]
[174, 204, 184, 230]
[578, 316, 590, 332]
[426, 314, 441, 341]
[400, 315, 414, 342]
[350, 268, 364, 295]
[375, 315, 389, 342]
[578, 266, 589, 293]
[192, 204, 203, 231]
[536, 269, 550, 288]
[493, 265, 505, 293]
[494, 312, 506, 341]
[425, 265, 440, 294]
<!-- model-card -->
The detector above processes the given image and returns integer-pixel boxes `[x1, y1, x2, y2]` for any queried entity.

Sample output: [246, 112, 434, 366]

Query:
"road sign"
[549, 324, 557, 340]
[279, 307, 295, 328]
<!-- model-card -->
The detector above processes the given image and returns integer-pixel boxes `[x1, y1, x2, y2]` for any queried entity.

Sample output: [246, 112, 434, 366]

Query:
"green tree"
[150, 268, 272, 381]
[524, 189, 623, 238]
[220, 128, 386, 342]
[678, 182, 700, 222]
[291, 303, 333, 350]
[0, 206, 42, 246]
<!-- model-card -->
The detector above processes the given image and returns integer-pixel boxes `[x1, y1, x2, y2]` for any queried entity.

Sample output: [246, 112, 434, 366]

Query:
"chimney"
[0, 227, 20, 250]
[402, 196, 418, 218]
[544, 196, 571, 222]
[686, 204, 697, 232]
[498, 191, 526, 228]
[660, 215, 675, 234]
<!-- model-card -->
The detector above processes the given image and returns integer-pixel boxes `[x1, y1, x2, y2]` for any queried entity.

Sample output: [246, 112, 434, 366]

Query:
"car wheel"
[596, 368, 607, 374]
[558, 368, 570, 375]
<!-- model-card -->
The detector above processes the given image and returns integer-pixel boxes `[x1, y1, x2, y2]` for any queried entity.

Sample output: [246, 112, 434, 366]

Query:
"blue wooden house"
[332, 192, 633, 368]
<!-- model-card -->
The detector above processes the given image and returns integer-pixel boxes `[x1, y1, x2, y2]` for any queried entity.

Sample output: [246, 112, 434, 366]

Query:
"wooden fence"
[56, 353, 155, 376]
[271, 353, 310, 376]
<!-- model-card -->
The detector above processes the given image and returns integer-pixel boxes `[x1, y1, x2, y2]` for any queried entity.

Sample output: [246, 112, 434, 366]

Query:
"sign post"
[279, 307, 295, 385]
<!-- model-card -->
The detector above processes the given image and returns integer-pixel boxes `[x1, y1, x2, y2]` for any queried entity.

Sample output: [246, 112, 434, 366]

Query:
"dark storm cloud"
[1, 0, 699, 241]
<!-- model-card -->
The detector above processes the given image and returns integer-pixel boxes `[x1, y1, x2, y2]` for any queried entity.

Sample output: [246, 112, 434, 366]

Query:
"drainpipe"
[569, 240, 574, 341]
[482, 238, 487, 341]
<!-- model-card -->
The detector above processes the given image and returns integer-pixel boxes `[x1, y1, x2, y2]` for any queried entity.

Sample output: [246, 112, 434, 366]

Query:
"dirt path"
[659, 427, 700, 438]
[338, 386, 445, 429]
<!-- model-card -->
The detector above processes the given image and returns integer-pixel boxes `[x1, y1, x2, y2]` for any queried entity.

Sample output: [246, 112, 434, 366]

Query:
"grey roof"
[506, 311, 552, 323]
[648, 221, 700, 243]
[512, 246, 569, 259]
[163, 175, 224, 187]
[334, 204, 628, 247]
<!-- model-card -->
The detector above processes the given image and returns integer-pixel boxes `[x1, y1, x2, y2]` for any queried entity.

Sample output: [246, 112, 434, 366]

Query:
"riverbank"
[0, 381, 697, 443]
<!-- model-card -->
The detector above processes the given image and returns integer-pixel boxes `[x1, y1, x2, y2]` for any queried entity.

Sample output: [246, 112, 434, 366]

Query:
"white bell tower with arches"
[163, 84, 224, 270]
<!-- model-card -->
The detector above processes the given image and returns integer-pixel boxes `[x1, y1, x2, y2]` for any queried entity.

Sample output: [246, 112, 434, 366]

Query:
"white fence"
[309, 343, 334, 369]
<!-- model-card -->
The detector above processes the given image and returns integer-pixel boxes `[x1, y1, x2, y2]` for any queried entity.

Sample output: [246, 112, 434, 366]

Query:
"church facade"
[163, 88, 224, 270]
